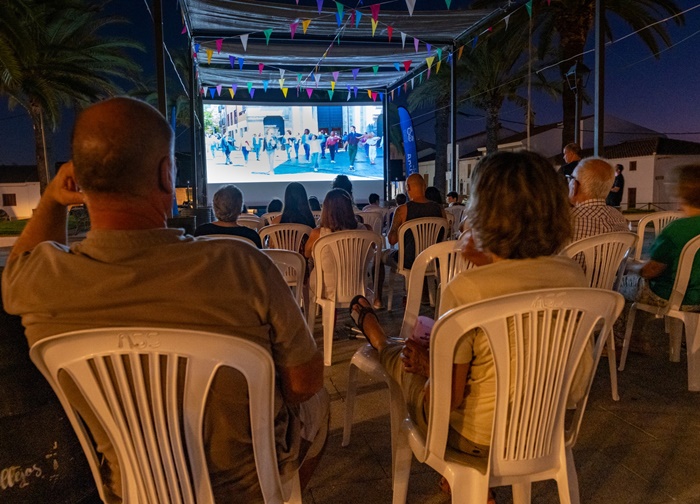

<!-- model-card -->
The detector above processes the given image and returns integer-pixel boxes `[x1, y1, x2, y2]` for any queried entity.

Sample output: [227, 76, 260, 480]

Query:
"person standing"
[220, 135, 232, 165]
[263, 129, 278, 174]
[285, 129, 294, 161]
[559, 142, 582, 178]
[319, 130, 328, 159]
[294, 132, 302, 160]
[302, 128, 311, 162]
[252, 133, 260, 161]
[606, 164, 625, 208]
[309, 134, 321, 172]
[346, 125, 360, 170]
[326, 131, 340, 164]
[366, 133, 380, 165]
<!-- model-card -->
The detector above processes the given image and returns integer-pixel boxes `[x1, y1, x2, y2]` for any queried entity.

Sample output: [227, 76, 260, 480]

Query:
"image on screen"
[203, 103, 385, 185]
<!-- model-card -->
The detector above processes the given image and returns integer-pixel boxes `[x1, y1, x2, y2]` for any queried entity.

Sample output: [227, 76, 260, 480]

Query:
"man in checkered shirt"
[568, 157, 629, 242]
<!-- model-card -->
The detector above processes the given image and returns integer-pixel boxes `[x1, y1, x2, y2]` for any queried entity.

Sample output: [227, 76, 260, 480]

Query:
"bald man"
[375, 173, 445, 307]
[2, 97, 328, 503]
[568, 157, 628, 242]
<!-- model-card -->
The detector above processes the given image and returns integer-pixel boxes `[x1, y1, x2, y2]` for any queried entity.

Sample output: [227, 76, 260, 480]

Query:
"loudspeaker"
[389, 159, 405, 181]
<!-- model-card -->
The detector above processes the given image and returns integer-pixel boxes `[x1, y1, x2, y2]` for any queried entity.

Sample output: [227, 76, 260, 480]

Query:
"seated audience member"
[308, 196, 322, 212]
[569, 158, 628, 242]
[194, 185, 263, 248]
[425, 186, 444, 206]
[446, 191, 463, 206]
[349, 151, 590, 502]
[375, 174, 445, 308]
[1, 97, 328, 503]
[280, 182, 316, 229]
[395, 193, 407, 206]
[267, 197, 283, 214]
[331, 175, 359, 209]
[363, 193, 382, 212]
[620, 164, 700, 311]
[304, 189, 371, 301]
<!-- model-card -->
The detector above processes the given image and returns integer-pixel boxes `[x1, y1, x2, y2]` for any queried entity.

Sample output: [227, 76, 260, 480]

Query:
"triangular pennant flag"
[314, 72, 321, 86]
[403, 82, 408, 93]
[229, 55, 236, 68]
[547, 0, 551, 5]
[335, 1, 344, 18]
[372, 65, 379, 75]
[436, 60, 442, 74]
[397, 85, 401, 96]
[250, 88, 255, 99]
[331, 81, 336, 91]
[426, 43, 431, 54]
[247, 82, 253, 93]
[290, 22, 298, 39]
[317, 0, 323, 13]
[282, 87, 289, 98]
[328, 89, 334, 100]
[307, 88, 313, 98]
[209, 87, 215, 98]
[401, 32, 407, 48]
[352, 68, 360, 79]
[472, 35, 478, 48]
[297, 73, 302, 82]
[371, 92, 378, 102]
[445, 0, 452, 8]
[332, 70, 339, 81]
[403, 60, 412, 72]
[302, 19, 311, 34]
[436, 48, 442, 60]
[263, 80, 269, 92]
[181, 25, 187, 35]
[504, 14, 510, 30]
[200, 87, 205, 96]
[387, 25, 393, 42]
[367, 89, 372, 99]
[258, 63, 264, 74]
[335, 12, 342, 27]
[391, 89, 394, 100]
[355, 10, 362, 28]
[280, 69, 286, 79]
[379, 92, 384, 101]
[370, 4, 380, 21]
[426, 56, 435, 69]
[405, 0, 416, 15]
[353, 87, 358, 98]
[240, 34, 249, 51]
[419, 73, 423, 83]
[232, 84, 238, 95]
[228, 87, 234, 98]
[526, 0, 533, 18]
[347, 90, 351, 101]
[371, 19, 378, 36]
[413, 37, 419, 52]
[216, 84, 222, 96]
[215, 39, 223, 53]
[206, 49, 213, 64]
[393, 62, 400, 72]
[238, 57, 244, 70]
[447, 51, 452, 63]
[263, 29, 272, 45]
[458, 45, 464, 59]
[411, 77, 415, 89]
[279, 79, 285, 88]
[194, 43, 200, 53]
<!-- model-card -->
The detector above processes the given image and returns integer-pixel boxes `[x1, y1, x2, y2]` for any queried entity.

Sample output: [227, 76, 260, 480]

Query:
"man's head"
[332, 174, 353, 196]
[615, 164, 624, 175]
[563, 142, 582, 164]
[72, 97, 174, 199]
[569, 157, 616, 204]
[405, 173, 426, 201]
[446, 191, 459, 204]
[368, 193, 380, 205]
[395, 193, 407, 205]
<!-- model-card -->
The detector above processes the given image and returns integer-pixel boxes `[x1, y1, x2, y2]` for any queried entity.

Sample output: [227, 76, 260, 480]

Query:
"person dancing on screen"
[346, 125, 360, 170]
[263, 129, 278, 175]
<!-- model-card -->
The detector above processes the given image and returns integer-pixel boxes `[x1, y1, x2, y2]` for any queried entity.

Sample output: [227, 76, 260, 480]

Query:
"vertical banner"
[397, 106, 418, 177]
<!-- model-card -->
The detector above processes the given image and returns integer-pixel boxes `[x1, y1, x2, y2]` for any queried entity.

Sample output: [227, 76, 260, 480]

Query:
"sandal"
[349, 295, 378, 348]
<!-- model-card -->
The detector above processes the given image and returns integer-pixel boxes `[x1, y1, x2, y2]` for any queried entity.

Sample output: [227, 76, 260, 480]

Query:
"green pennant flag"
[247, 82, 253, 93]
[445, 0, 452, 8]
[327, 89, 334, 100]
[372, 65, 379, 75]
[263, 28, 273, 45]
[436, 48, 443, 61]
[335, 1, 344, 18]
[525, 0, 533, 18]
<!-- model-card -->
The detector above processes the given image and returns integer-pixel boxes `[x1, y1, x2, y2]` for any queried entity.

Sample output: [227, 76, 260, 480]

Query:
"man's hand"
[46, 162, 85, 208]
[401, 339, 430, 377]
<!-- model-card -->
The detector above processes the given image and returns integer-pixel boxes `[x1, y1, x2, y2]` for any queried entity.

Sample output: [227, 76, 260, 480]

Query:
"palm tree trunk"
[485, 103, 501, 154]
[30, 103, 51, 193]
[433, 103, 449, 195]
[560, 69, 578, 149]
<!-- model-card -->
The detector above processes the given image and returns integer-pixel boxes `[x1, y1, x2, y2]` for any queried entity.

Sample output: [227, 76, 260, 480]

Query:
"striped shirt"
[570, 199, 628, 243]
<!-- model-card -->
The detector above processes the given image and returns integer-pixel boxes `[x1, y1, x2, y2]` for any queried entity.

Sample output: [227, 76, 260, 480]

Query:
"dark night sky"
[1, 0, 699, 166]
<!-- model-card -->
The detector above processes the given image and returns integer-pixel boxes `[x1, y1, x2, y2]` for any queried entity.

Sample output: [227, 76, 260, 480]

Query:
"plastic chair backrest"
[425, 288, 624, 478]
[237, 215, 264, 231]
[634, 211, 684, 260]
[667, 234, 700, 311]
[29, 328, 289, 504]
[204, 234, 257, 247]
[397, 217, 448, 273]
[312, 229, 381, 304]
[399, 241, 476, 340]
[263, 249, 307, 307]
[360, 211, 384, 236]
[259, 223, 312, 251]
[261, 212, 282, 226]
[444, 213, 455, 238]
[560, 231, 638, 289]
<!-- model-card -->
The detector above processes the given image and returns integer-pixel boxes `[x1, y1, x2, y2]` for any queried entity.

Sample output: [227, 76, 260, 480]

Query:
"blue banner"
[397, 106, 418, 177]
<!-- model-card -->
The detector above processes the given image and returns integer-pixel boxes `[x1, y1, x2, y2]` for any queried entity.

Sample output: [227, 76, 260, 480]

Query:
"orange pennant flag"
[367, 89, 372, 98]
[206, 49, 213, 64]
[458, 45, 464, 60]
[302, 19, 311, 34]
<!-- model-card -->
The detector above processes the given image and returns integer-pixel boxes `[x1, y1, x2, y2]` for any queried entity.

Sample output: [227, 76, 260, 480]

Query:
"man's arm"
[8, 162, 84, 264]
[388, 205, 407, 246]
[278, 352, 324, 404]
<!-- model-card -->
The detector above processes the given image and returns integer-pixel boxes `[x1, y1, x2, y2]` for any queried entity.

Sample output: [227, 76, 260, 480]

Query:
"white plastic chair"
[259, 223, 312, 252]
[445, 205, 466, 237]
[391, 288, 624, 504]
[359, 210, 384, 237]
[261, 212, 282, 226]
[560, 231, 638, 401]
[633, 211, 684, 261]
[263, 249, 307, 308]
[387, 217, 448, 311]
[343, 241, 475, 450]
[307, 230, 381, 366]
[619, 235, 700, 391]
[30, 328, 301, 504]
[237, 214, 264, 231]
[204, 233, 257, 247]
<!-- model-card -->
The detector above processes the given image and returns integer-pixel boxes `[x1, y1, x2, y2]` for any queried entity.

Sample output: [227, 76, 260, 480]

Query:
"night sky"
[0, 0, 699, 166]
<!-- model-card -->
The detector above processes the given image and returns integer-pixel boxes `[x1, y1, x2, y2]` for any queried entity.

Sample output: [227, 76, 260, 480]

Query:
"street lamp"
[565, 61, 591, 145]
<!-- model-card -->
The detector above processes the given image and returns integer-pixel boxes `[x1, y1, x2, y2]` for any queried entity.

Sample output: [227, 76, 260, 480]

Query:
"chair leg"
[512, 482, 532, 504]
[605, 329, 620, 401]
[306, 298, 316, 335]
[387, 269, 395, 311]
[322, 305, 335, 366]
[391, 433, 412, 504]
[668, 317, 683, 363]
[450, 475, 488, 504]
[618, 303, 638, 371]
[559, 448, 581, 504]
[342, 363, 359, 447]
[683, 316, 700, 392]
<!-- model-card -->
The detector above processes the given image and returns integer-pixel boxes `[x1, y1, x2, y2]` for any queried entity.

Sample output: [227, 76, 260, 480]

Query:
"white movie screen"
[203, 102, 385, 185]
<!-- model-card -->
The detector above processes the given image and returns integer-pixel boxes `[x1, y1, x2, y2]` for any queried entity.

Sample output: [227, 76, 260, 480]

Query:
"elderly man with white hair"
[568, 157, 629, 242]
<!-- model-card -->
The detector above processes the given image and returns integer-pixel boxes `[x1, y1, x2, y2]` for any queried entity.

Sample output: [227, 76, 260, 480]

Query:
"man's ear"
[158, 156, 175, 194]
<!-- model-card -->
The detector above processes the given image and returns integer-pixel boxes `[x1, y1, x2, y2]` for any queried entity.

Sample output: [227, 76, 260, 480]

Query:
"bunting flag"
[387, 25, 393, 42]
[232, 84, 238, 95]
[250, 88, 256, 99]
[228, 87, 235, 98]
[209, 87, 216, 98]
[426, 56, 435, 70]
[400, 32, 407, 49]
[205, 49, 213, 64]
[436, 60, 442, 74]
[307, 88, 313, 98]
[335, 12, 342, 27]
[229, 55, 236, 68]
[263, 80, 269, 92]
[247, 82, 253, 93]
[472, 36, 478, 48]
[347, 89, 352, 101]
[335, 1, 344, 18]
[447, 51, 452, 63]
[332, 70, 339, 81]
[371, 18, 378, 36]
[355, 10, 362, 28]
[393, 62, 400, 72]
[302, 19, 311, 34]
[349, 10, 355, 26]
[371, 92, 378, 102]
[353, 87, 358, 98]
[405, 0, 416, 15]
[411, 77, 415, 89]
[504, 14, 511, 30]
[413, 37, 419, 52]
[282, 87, 289, 98]
[403, 60, 412, 72]
[331, 81, 336, 91]
[328, 89, 334, 100]
[279, 78, 285, 88]
[436, 48, 443, 60]
[372, 65, 379, 75]
[426, 43, 432, 54]
[314, 73, 321, 86]
[458, 45, 464, 59]
[403, 82, 408, 93]
[352, 68, 360, 79]
[238, 57, 244, 70]
[297, 73, 302, 82]
[379, 92, 384, 101]
[445, 0, 452, 7]
[526, 0, 533, 18]
[258, 63, 264, 74]
[290, 22, 298, 39]
[240, 34, 249, 51]
[397, 85, 401, 96]
[216, 84, 222, 96]
[200, 87, 205, 96]
[316, 0, 323, 14]
[370, 4, 380, 21]
[367, 89, 372, 99]
[181, 25, 187, 34]
[391, 89, 394, 100]
[194, 43, 200, 53]
[263, 29, 273, 45]
[280, 69, 286, 79]
[419, 73, 423, 83]
[215, 39, 223, 53]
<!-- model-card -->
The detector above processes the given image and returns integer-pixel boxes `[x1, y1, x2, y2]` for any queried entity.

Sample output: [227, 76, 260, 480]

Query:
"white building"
[0, 166, 40, 220]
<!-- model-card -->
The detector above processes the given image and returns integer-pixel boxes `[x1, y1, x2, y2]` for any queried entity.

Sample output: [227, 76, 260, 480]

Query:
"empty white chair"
[619, 235, 700, 391]
[30, 328, 301, 504]
[308, 230, 381, 366]
[391, 288, 624, 504]
[633, 211, 684, 261]
[359, 210, 385, 237]
[387, 217, 448, 311]
[560, 231, 638, 401]
[260, 212, 282, 226]
[237, 214, 264, 232]
[259, 223, 312, 252]
[263, 249, 307, 307]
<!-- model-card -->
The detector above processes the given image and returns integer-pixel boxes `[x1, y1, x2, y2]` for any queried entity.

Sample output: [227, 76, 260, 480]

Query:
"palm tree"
[0, 0, 142, 192]
[474, 0, 683, 148]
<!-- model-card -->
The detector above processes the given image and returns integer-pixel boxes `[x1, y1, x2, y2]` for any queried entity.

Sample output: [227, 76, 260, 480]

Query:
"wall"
[0, 183, 40, 220]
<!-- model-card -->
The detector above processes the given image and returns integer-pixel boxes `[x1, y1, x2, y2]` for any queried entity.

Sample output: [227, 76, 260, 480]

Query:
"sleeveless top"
[402, 201, 444, 269]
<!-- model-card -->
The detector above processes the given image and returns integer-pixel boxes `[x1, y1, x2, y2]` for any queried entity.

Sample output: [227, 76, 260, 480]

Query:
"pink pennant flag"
[403, 60, 412, 72]
[387, 26, 393, 42]
[216, 39, 223, 53]
[307, 88, 313, 98]
[181, 25, 187, 34]
[403, 82, 408, 93]
[258, 63, 265, 74]
[371, 91, 378, 102]
[240, 34, 249, 51]
[332, 71, 339, 81]
[216, 84, 222, 96]
[316, 0, 323, 13]
[370, 4, 380, 21]
[349, 10, 355, 26]
[290, 22, 299, 39]
[413, 37, 419, 52]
